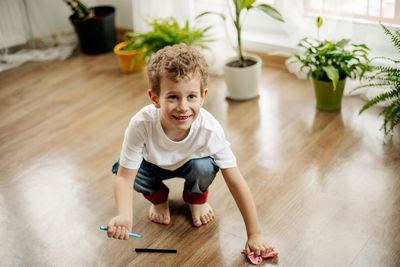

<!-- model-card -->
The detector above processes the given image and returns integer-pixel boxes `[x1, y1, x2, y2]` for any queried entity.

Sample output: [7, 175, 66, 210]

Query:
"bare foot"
[188, 202, 215, 227]
[149, 201, 170, 225]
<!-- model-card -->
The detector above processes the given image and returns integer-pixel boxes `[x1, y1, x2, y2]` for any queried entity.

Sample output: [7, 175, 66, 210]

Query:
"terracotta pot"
[113, 42, 145, 73]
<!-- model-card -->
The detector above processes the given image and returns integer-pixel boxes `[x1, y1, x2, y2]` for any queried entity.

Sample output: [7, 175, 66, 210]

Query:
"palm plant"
[356, 23, 400, 136]
[198, 0, 284, 67]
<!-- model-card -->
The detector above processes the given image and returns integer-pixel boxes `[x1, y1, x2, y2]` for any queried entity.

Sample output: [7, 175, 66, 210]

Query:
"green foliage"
[197, 0, 284, 67]
[123, 17, 214, 62]
[63, 0, 92, 20]
[357, 23, 400, 136]
[316, 16, 323, 29]
[292, 17, 371, 90]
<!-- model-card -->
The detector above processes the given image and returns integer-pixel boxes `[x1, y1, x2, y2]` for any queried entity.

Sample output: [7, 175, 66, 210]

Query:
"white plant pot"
[223, 54, 262, 100]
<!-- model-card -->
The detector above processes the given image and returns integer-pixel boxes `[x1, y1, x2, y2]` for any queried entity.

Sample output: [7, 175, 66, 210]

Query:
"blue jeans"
[112, 157, 219, 195]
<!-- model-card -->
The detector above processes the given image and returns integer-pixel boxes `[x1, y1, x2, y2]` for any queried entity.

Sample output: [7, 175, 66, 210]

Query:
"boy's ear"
[148, 89, 160, 108]
[200, 88, 208, 106]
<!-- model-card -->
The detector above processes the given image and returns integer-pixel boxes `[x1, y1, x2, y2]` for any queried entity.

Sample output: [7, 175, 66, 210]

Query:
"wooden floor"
[1, 50, 400, 267]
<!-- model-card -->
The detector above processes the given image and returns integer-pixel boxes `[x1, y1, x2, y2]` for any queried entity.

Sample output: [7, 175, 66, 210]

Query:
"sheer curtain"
[0, 0, 79, 72]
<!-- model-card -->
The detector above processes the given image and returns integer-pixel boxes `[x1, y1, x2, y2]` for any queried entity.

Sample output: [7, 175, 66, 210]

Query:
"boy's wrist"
[117, 211, 132, 218]
[247, 229, 262, 239]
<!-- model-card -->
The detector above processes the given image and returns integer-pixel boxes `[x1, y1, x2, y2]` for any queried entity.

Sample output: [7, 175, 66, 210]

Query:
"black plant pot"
[69, 6, 116, 55]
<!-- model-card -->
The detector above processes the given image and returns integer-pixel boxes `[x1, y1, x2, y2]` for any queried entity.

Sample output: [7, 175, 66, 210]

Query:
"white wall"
[97, 0, 133, 29]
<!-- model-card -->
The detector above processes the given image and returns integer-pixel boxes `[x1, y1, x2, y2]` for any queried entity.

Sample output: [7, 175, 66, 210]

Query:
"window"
[307, 0, 400, 25]
[255, 0, 275, 5]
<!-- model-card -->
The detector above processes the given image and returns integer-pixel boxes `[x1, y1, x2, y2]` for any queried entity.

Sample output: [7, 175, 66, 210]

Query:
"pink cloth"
[241, 249, 279, 265]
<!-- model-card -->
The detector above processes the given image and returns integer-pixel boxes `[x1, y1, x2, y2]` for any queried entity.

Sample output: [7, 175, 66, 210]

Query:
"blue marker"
[100, 226, 142, 238]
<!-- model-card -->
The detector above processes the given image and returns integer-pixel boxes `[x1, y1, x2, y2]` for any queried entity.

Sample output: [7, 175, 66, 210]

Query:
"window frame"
[306, 0, 400, 25]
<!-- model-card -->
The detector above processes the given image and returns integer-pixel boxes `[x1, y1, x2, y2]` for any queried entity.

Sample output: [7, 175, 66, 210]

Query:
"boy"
[107, 43, 274, 256]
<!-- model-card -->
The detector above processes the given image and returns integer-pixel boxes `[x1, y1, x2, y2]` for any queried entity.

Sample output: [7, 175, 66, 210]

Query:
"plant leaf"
[243, 0, 256, 9]
[316, 16, 323, 28]
[323, 65, 340, 90]
[195, 11, 226, 21]
[254, 4, 285, 22]
[336, 39, 350, 48]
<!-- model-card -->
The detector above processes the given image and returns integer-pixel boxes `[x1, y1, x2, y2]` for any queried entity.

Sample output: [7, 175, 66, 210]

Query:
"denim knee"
[112, 158, 159, 195]
[134, 172, 159, 196]
[133, 159, 176, 196]
[182, 157, 219, 194]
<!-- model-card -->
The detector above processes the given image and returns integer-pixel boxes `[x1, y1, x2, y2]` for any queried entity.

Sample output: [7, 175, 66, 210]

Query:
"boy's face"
[149, 74, 207, 141]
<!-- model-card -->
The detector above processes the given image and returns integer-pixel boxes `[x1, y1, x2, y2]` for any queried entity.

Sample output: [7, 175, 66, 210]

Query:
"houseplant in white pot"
[199, 0, 284, 100]
[291, 17, 372, 111]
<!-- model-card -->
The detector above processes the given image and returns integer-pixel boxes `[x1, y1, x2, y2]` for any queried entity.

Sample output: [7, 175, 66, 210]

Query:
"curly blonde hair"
[147, 43, 208, 95]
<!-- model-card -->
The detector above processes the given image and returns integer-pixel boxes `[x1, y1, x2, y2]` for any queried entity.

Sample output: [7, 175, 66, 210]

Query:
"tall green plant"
[198, 0, 284, 67]
[124, 17, 214, 62]
[356, 23, 400, 136]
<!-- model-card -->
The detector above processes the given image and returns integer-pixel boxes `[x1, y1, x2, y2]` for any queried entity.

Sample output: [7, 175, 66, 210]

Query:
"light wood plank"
[1, 50, 399, 266]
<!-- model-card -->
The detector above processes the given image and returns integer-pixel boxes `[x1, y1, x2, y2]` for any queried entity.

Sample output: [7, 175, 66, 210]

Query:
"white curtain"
[132, 0, 194, 32]
[132, 0, 236, 75]
[0, 0, 78, 72]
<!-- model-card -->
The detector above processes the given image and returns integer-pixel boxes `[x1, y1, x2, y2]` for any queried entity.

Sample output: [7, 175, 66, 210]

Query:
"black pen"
[135, 248, 177, 253]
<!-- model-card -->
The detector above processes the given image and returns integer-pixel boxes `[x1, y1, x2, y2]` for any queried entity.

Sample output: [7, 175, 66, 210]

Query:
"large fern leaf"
[358, 23, 400, 136]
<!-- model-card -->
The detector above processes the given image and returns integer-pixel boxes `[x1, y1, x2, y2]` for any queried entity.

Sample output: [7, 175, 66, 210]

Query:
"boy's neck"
[160, 123, 191, 142]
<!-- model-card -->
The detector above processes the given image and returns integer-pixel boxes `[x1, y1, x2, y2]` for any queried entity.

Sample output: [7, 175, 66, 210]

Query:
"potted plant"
[114, 16, 214, 73]
[64, 0, 116, 54]
[355, 23, 400, 136]
[198, 0, 284, 100]
[291, 17, 372, 111]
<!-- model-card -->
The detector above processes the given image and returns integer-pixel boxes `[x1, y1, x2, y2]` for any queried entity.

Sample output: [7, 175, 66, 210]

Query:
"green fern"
[358, 23, 400, 136]
[124, 17, 214, 62]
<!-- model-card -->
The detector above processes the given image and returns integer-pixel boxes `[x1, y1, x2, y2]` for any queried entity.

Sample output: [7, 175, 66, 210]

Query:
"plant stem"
[235, 9, 244, 67]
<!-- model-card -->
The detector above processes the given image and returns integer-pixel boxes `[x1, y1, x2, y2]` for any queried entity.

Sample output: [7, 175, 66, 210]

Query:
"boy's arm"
[114, 166, 137, 217]
[221, 167, 273, 255]
[107, 165, 137, 240]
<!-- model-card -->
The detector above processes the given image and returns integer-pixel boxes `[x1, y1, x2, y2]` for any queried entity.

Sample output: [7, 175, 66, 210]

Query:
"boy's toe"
[193, 217, 202, 227]
[163, 218, 170, 224]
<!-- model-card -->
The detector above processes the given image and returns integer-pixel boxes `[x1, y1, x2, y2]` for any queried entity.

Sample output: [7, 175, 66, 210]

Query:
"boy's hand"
[107, 215, 133, 240]
[245, 234, 274, 256]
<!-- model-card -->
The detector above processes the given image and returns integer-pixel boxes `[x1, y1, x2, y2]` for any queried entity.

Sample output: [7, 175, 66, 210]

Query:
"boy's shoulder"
[129, 105, 158, 124]
[197, 108, 224, 132]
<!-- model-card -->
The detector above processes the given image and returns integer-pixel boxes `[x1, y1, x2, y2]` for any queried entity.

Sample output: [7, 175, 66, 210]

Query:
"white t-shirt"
[119, 104, 237, 171]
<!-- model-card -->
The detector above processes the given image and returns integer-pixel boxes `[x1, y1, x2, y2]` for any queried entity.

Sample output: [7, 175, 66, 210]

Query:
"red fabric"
[241, 249, 279, 265]
[143, 183, 169, 205]
[182, 189, 208, 204]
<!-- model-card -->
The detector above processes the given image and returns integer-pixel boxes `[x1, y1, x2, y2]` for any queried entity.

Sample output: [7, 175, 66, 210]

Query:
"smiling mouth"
[172, 115, 192, 120]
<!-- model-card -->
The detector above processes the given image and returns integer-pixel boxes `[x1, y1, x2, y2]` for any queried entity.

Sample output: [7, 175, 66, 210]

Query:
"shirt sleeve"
[208, 122, 237, 169]
[213, 143, 237, 169]
[119, 118, 145, 170]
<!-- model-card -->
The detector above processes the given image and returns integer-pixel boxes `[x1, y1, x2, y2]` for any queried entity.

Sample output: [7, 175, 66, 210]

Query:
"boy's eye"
[188, 95, 197, 99]
[168, 95, 177, 99]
